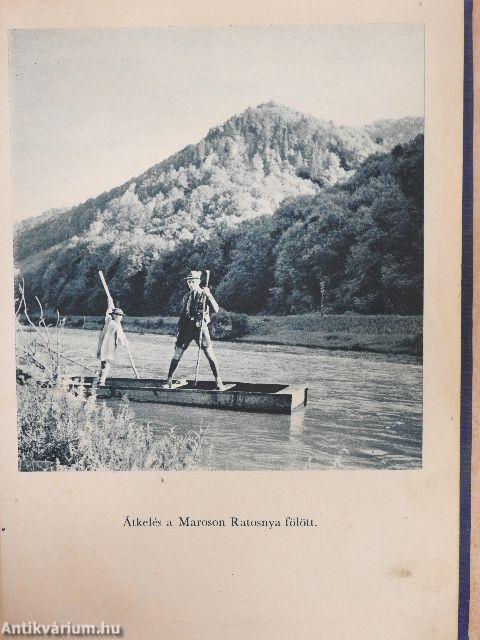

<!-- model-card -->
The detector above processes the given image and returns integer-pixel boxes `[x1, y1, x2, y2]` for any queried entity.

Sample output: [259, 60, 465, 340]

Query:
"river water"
[58, 329, 422, 470]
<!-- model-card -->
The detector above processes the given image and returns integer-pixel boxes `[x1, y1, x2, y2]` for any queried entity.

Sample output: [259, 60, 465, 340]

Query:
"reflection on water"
[61, 329, 423, 470]
[128, 402, 310, 470]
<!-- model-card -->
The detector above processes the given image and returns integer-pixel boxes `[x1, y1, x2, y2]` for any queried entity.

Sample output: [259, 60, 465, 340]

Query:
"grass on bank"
[26, 310, 423, 356]
[241, 313, 423, 356]
[17, 379, 204, 472]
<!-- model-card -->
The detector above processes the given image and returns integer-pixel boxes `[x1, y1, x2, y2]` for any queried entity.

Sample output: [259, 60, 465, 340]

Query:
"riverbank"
[25, 311, 422, 357]
[17, 378, 203, 471]
[238, 313, 422, 356]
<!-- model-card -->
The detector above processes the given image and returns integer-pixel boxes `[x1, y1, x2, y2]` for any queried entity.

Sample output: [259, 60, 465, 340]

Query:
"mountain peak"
[254, 100, 296, 112]
[230, 101, 318, 124]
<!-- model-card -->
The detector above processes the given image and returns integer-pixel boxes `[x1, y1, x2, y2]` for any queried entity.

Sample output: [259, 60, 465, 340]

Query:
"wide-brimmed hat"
[111, 307, 125, 317]
[186, 270, 201, 280]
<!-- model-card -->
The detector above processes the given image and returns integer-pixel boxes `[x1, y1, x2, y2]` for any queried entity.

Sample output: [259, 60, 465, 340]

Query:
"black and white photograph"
[11, 24, 424, 471]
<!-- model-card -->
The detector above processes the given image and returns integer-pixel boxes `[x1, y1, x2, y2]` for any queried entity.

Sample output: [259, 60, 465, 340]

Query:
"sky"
[9, 25, 424, 221]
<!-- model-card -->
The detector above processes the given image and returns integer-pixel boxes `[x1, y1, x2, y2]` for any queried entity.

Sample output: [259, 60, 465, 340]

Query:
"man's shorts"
[175, 322, 212, 350]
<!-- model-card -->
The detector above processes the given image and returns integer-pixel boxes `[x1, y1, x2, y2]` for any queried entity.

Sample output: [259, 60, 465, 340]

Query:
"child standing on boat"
[93, 299, 127, 387]
[165, 270, 225, 390]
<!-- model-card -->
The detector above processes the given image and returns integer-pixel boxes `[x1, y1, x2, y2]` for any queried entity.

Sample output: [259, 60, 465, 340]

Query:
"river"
[57, 329, 422, 470]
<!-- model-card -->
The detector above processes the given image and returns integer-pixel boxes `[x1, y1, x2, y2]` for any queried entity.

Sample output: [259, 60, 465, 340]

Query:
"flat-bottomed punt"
[69, 377, 308, 415]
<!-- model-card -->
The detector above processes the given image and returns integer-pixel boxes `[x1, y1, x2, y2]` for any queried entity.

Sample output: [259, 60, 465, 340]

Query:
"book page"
[0, 1, 465, 638]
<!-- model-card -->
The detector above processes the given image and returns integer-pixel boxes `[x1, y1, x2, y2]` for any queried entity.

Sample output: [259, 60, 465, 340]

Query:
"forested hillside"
[14, 103, 423, 316]
[146, 134, 424, 316]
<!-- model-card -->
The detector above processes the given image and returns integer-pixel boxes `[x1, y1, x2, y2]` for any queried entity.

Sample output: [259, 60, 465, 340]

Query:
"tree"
[270, 194, 354, 313]
[216, 217, 274, 313]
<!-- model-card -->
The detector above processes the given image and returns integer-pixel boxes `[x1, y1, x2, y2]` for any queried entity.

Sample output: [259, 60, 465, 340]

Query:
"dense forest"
[14, 103, 423, 316]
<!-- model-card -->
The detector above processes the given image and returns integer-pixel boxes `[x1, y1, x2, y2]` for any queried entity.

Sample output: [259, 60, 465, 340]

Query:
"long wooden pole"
[194, 270, 210, 386]
[98, 271, 140, 379]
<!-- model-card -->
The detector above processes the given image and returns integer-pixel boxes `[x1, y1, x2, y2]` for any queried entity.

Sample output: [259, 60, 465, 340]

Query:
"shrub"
[17, 380, 203, 471]
[210, 309, 250, 340]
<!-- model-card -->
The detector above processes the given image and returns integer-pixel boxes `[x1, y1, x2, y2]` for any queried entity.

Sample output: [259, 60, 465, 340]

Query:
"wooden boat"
[68, 377, 308, 415]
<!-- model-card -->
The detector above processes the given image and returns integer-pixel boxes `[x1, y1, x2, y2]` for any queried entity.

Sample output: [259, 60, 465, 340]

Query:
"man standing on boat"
[165, 270, 226, 390]
[93, 299, 127, 387]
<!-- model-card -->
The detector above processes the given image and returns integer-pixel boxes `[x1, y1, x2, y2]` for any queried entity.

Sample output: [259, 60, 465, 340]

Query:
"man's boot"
[215, 379, 227, 391]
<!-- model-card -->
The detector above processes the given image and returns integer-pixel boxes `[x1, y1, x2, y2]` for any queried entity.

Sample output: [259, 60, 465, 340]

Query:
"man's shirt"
[178, 288, 219, 331]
